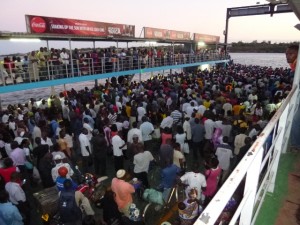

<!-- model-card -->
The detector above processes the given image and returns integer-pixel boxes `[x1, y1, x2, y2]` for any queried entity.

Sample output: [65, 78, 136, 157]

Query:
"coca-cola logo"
[30, 17, 46, 33]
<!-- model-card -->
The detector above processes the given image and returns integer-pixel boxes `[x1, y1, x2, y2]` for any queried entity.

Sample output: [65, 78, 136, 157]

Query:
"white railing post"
[267, 102, 289, 193]
[239, 145, 264, 225]
[282, 86, 300, 154]
[91, 58, 95, 74]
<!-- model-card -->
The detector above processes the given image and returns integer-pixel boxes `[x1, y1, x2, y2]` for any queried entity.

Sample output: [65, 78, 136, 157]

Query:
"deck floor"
[256, 150, 300, 225]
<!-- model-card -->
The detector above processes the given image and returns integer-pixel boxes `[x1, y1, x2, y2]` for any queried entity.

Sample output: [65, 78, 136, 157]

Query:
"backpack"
[59, 191, 82, 223]
[231, 120, 243, 138]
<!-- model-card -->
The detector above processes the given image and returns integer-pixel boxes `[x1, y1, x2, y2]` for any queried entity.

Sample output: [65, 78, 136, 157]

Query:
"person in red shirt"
[0, 158, 19, 184]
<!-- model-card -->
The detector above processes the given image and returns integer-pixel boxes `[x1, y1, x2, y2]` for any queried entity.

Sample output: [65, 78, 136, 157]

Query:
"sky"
[0, 0, 299, 55]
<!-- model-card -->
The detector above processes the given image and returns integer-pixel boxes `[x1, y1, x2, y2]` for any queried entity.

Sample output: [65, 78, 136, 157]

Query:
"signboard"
[194, 33, 220, 44]
[144, 27, 190, 41]
[25, 15, 135, 37]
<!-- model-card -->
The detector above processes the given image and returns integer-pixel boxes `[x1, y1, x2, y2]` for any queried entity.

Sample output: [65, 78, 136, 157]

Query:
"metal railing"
[194, 56, 300, 224]
[0, 52, 228, 86]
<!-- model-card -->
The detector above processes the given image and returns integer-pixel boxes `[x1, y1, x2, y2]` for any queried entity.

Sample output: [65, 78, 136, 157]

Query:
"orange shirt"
[111, 178, 135, 209]
[232, 104, 242, 116]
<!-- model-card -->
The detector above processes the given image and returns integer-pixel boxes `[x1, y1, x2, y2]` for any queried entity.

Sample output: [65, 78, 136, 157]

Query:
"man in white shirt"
[5, 172, 26, 205]
[137, 103, 146, 122]
[5, 172, 30, 224]
[140, 116, 154, 151]
[51, 154, 74, 181]
[112, 131, 126, 172]
[60, 48, 69, 65]
[197, 104, 206, 117]
[32, 122, 42, 147]
[215, 136, 233, 184]
[180, 162, 206, 200]
[83, 118, 93, 141]
[181, 100, 191, 114]
[41, 131, 53, 151]
[116, 99, 123, 114]
[79, 128, 92, 174]
[160, 113, 173, 130]
[1, 111, 9, 124]
[127, 122, 143, 144]
[133, 143, 154, 188]
[185, 102, 197, 118]
[204, 117, 216, 141]
[222, 101, 232, 117]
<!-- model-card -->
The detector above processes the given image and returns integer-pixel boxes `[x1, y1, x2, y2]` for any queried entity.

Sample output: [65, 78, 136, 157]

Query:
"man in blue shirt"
[0, 190, 24, 225]
[160, 158, 180, 202]
[55, 166, 78, 191]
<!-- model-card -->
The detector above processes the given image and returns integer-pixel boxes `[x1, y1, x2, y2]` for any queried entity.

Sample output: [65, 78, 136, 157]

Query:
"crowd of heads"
[0, 55, 295, 224]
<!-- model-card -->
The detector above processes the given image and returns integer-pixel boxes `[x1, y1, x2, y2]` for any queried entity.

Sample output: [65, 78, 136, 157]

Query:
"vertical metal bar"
[89, 58, 92, 75]
[77, 60, 80, 76]
[139, 27, 144, 38]
[47, 61, 50, 80]
[239, 145, 264, 225]
[224, 8, 230, 55]
[267, 104, 288, 192]
[92, 58, 95, 74]
[65, 64, 68, 78]
[101, 57, 104, 74]
[172, 42, 175, 65]
[69, 39, 74, 77]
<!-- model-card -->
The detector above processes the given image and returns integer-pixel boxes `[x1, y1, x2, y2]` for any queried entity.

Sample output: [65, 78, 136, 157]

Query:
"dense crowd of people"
[0, 46, 296, 225]
[0, 46, 222, 84]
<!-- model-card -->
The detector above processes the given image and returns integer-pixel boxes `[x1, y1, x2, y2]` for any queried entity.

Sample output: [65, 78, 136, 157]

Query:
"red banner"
[144, 27, 190, 41]
[193, 33, 220, 44]
[25, 15, 135, 37]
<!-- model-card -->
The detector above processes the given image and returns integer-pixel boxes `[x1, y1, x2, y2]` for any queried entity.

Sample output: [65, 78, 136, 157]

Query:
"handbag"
[183, 142, 190, 154]
[25, 161, 33, 170]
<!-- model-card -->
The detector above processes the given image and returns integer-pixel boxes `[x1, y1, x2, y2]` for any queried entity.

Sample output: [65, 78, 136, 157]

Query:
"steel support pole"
[224, 8, 230, 55]
[69, 39, 74, 77]
[93, 40, 98, 86]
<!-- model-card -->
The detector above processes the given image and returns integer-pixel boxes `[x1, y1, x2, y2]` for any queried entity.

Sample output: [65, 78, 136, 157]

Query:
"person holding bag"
[178, 188, 202, 225]
[79, 128, 93, 174]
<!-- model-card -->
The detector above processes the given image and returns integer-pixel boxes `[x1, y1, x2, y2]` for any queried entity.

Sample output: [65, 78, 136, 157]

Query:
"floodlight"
[198, 41, 206, 47]
[10, 38, 41, 42]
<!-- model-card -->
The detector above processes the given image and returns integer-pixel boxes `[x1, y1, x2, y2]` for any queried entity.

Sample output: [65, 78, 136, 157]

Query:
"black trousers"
[94, 156, 106, 176]
[192, 140, 204, 159]
[134, 171, 149, 188]
[114, 155, 124, 172]
[81, 156, 93, 174]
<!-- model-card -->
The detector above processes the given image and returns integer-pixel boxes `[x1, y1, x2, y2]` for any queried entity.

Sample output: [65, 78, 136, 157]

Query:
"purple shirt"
[10, 148, 26, 166]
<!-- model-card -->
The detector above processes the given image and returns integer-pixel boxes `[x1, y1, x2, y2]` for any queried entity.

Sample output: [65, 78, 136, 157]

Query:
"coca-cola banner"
[25, 15, 135, 37]
[193, 33, 220, 44]
[144, 27, 190, 41]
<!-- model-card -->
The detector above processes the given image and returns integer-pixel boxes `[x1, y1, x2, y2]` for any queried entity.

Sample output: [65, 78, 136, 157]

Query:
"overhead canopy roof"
[289, 0, 300, 20]
[0, 32, 195, 45]
[266, 0, 300, 20]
